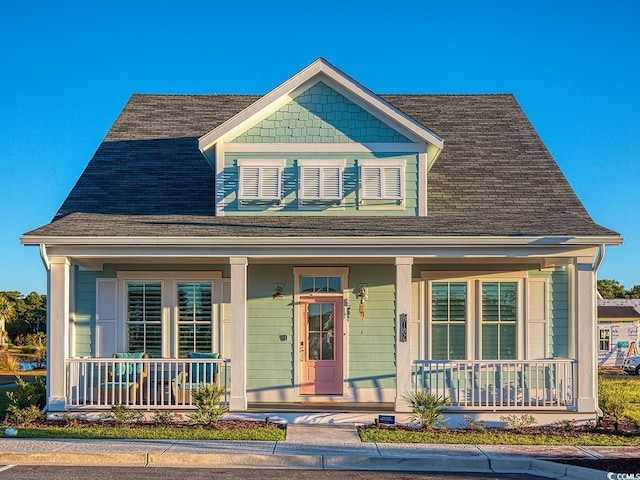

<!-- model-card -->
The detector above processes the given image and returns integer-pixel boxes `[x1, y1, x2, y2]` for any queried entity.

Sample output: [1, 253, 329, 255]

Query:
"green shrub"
[499, 414, 537, 432]
[189, 384, 228, 424]
[106, 404, 144, 424]
[5, 376, 46, 424]
[599, 379, 628, 423]
[151, 410, 179, 425]
[463, 415, 486, 431]
[0, 352, 20, 372]
[402, 390, 449, 428]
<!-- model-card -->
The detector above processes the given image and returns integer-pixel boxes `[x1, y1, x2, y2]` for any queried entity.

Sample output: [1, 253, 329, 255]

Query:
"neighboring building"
[21, 59, 622, 425]
[597, 300, 640, 367]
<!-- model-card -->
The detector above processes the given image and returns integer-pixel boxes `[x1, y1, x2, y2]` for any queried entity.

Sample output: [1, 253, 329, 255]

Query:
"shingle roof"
[25, 93, 618, 239]
[598, 306, 640, 319]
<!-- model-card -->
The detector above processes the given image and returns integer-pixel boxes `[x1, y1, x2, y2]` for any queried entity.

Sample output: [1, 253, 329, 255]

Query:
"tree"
[598, 279, 627, 299]
[0, 295, 15, 347]
[628, 285, 640, 299]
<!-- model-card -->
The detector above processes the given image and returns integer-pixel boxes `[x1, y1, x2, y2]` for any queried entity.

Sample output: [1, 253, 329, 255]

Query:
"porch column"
[574, 256, 598, 413]
[229, 257, 248, 411]
[395, 256, 413, 412]
[47, 256, 71, 411]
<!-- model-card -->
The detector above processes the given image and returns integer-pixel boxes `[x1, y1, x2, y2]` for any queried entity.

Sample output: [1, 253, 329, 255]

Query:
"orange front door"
[299, 297, 343, 395]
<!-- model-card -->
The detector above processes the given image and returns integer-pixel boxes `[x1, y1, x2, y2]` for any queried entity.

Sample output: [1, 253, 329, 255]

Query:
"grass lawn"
[14, 424, 285, 441]
[358, 427, 640, 446]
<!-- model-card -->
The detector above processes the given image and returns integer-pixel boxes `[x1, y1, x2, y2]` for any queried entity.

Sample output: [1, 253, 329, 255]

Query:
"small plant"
[499, 414, 537, 432]
[0, 352, 20, 372]
[463, 415, 486, 431]
[5, 376, 46, 424]
[402, 390, 449, 428]
[107, 404, 144, 424]
[189, 384, 228, 425]
[550, 418, 578, 432]
[599, 379, 628, 430]
[151, 409, 179, 425]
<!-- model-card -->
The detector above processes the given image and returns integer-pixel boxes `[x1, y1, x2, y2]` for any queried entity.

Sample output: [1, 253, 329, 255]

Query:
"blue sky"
[1, 1, 638, 294]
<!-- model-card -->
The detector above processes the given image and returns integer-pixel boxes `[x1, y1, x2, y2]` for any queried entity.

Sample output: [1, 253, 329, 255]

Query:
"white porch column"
[47, 256, 71, 412]
[229, 257, 248, 411]
[395, 256, 413, 412]
[574, 256, 598, 413]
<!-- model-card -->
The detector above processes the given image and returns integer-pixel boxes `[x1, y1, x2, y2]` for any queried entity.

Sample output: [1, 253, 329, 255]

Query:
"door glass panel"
[308, 304, 321, 331]
[321, 332, 334, 360]
[308, 333, 321, 360]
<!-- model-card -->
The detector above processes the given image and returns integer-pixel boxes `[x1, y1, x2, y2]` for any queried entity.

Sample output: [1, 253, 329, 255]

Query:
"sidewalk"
[0, 424, 636, 480]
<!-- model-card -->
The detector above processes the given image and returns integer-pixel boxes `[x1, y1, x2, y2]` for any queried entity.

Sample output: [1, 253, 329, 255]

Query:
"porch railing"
[412, 359, 576, 410]
[66, 358, 230, 409]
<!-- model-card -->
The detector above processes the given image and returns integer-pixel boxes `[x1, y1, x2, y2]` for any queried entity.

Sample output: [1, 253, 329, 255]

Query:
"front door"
[300, 297, 343, 395]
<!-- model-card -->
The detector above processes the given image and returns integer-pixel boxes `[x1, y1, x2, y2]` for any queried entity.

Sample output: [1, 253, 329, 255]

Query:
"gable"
[231, 82, 411, 144]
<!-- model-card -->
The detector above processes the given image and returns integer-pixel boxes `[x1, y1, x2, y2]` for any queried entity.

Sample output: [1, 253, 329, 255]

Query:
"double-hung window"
[237, 159, 285, 202]
[126, 282, 163, 357]
[481, 282, 517, 360]
[177, 282, 213, 358]
[358, 159, 405, 201]
[298, 159, 345, 203]
[430, 282, 467, 360]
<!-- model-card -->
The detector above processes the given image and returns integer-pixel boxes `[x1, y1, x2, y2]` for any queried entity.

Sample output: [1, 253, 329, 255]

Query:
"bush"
[151, 410, 180, 425]
[463, 415, 486, 431]
[599, 378, 628, 426]
[402, 390, 449, 428]
[5, 376, 46, 424]
[189, 384, 228, 424]
[0, 353, 20, 372]
[499, 414, 537, 432]
[105, 404, 144, 424]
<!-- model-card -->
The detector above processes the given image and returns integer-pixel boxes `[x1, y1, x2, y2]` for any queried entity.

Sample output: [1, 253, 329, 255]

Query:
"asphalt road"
[0, 466, 547, 479]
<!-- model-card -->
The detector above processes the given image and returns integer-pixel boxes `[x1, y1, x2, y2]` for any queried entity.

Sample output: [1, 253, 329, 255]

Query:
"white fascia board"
[21, 234, 623, 248]
[198, 58, 444, 153]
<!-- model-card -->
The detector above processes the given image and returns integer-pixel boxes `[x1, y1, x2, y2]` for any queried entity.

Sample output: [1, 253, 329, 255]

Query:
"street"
[0, 466, 547, 479]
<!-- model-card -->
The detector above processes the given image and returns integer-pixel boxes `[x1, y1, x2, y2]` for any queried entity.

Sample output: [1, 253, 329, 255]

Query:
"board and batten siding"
[222, 153, 419, 215]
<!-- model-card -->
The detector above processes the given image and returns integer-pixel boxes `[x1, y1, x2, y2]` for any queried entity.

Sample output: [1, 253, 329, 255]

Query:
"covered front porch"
[42, 239, 602, 419]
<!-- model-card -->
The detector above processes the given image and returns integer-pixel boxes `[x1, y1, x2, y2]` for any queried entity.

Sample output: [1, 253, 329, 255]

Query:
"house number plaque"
[399, 313, 407, 342]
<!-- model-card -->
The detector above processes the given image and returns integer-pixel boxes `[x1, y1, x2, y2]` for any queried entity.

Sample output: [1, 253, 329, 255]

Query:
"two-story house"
[21, 59, 622, 425]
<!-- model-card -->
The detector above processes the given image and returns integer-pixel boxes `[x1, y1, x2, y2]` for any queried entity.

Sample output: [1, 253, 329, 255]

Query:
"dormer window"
[298, 159, 345, 204]
[237, 159, 285, 202]
[359, 159, 405, 203]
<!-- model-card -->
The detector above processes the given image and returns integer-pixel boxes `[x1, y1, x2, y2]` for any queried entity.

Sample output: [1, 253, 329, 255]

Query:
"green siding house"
[21, 59, 622, 425]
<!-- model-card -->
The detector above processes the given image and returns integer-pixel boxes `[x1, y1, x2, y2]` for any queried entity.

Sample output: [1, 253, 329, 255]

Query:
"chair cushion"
[189, 352, 219, 382]
[113, 352, 145, 381]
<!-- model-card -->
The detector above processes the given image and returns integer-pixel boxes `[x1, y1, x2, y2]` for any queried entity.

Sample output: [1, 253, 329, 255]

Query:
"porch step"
[285, 423, 361, 444]
[247, 402, 394, 413]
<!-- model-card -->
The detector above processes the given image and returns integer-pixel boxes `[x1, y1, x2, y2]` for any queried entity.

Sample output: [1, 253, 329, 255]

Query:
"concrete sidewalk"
[0, 424, 635, 480]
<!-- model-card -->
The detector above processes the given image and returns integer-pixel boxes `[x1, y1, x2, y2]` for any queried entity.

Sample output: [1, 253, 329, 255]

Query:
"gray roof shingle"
[24, 93, 618, 239]
[598, 306, 640, 319]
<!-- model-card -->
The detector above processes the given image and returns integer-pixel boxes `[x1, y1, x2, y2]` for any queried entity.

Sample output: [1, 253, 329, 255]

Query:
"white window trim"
[421, 271, 529, 361]
[116, 271, 222, 358]
[237, 158, 285, 203]
[297, 159, 346, 209]
[358, 158, 406, 209]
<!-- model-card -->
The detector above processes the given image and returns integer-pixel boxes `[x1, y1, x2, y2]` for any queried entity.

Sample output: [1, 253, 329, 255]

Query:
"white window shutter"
[301, 167, 321, 199]
[361, 167, 382, 199]
[526, 279, 548, 359]
[382, 167, 402, 199]
[96, 279, 117, 357]
[239, 166, 260, 199]
[260, 167, 281, 199]
[321, 167, 341, 199]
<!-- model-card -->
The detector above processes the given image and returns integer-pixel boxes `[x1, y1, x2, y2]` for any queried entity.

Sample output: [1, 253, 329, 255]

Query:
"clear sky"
[1, 1, 638, 295]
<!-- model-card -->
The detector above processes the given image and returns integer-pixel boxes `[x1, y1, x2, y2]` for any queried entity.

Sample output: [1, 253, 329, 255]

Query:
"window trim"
[237, 158, 285, 202]
[117, 271, 222, 357]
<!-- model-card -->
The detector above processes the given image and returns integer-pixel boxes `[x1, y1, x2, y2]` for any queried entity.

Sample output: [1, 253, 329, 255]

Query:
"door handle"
[300, 341, 305, 359]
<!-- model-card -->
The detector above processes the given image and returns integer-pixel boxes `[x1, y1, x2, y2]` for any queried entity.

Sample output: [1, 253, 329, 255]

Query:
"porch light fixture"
[272, 283, 284, 299]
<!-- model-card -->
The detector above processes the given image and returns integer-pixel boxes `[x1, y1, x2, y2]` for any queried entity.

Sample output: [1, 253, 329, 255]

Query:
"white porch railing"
[412, 360, 576, 410]
[66, 358, 230, 409]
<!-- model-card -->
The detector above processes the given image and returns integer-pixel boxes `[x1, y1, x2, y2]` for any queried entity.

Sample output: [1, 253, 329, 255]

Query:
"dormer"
[198, 58, 444, 216]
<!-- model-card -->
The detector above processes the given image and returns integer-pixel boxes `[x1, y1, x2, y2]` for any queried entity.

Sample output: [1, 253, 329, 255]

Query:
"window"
[599, 328, 611, 351]
[237, 159, 285, 201]
[301, 276, 342, 293]
[126, 282, 162, 357]
[481, 282, 517, 360]
[118, 272, 221, 357]
[177, 282, 213, 358]
[298, 159, 345, 201]
[430, 282, 467, 359]
[359, 159, 405, 200]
